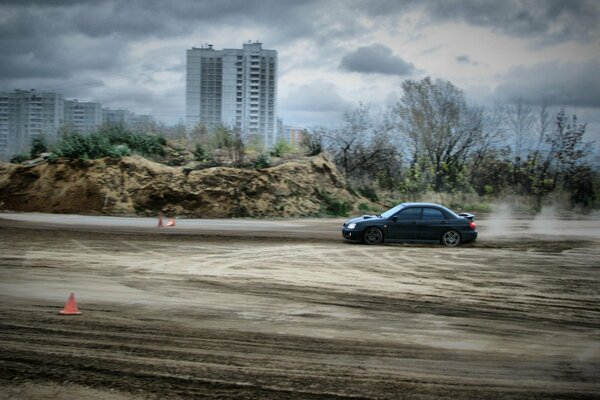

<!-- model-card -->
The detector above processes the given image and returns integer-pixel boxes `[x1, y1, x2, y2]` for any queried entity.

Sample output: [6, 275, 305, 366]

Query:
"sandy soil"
[0, 214, 599, 399]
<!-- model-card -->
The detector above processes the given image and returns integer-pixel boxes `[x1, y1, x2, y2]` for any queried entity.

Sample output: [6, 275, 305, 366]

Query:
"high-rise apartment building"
[0, 89, 156, 161]
[0, 89, 63, 158]
[102, 108, 133, 127]
[281, 126, 307, 146]
[0, 95, 9, 155]
[64, 99, 102, 134]
[186, 42, 278, 147]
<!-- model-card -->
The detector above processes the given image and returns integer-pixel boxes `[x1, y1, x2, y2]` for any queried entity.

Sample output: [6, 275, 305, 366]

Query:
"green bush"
[357, 186, 379, 202]
[103, 128, 165, 157]
[358, 202, 371, 212]
[47, 153, 59, 163]
[193, 143, 208, 161]
[317, 189, 351, 216]
[270, 139, 295, 158]
[108, 144, 132, 158]
[254, 153, 271, 169]
[30, 135, 48, 157]
[51, 133, 108, 159]
[10, 153, 29, 164]
[51, 128, 166, 160]
[326, 198, 351, 216]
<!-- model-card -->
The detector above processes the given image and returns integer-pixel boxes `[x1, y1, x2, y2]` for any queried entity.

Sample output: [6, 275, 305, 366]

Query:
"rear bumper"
[462, 231, 478, 242]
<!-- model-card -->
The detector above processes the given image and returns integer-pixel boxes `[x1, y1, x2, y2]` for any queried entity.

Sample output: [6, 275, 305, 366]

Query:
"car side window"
[395, 207, 422, 220]
[422, 208, 445, 220]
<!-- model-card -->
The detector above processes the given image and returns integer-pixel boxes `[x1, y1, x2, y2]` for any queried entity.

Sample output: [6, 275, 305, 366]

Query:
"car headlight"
[347, 223, 357, 229]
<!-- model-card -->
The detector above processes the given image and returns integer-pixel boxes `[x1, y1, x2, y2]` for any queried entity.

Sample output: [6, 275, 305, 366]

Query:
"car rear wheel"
[363, 227, 383, 245]
[441, 230, 461, 247]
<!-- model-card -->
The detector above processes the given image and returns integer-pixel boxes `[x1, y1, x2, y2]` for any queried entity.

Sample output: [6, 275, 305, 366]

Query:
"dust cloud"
[482, 203, 514, 237]
[483, 203, 579, 238]
[528, 206, 560, 235]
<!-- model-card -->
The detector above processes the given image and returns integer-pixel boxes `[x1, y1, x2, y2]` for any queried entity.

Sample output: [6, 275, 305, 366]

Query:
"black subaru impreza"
[342, 202, 477, 246]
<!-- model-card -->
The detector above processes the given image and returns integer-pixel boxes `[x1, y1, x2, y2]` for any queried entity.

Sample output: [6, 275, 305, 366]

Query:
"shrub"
[317, 189, 351, 217]
[108, 144, 132, 158]
[301, 131, 323, 156]
[254, 153, 271, 169]
[51, 133, 103, 159]
[51, 128, 166, 160]
[270, 139, 295, 158]
[326, 198, 351, 216]
[30, 135, 48, 157]
[105, 128, 165, 157]
[10, 153, 29, 164]
[358, 202, 371, 212]
[193, 143, 208, 161]
[357, 186, 379, 202]
[47, 153, 59, 163]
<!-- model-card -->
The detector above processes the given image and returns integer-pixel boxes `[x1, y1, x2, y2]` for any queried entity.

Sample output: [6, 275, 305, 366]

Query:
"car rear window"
[422, 208, 445, 220]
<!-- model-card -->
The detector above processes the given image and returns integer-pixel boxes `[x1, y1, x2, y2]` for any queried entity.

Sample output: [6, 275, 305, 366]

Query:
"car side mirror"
[392, 216, 398, 222]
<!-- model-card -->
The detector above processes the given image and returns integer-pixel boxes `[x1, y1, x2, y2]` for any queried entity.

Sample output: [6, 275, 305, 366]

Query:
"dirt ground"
[0, 213, 599, 399]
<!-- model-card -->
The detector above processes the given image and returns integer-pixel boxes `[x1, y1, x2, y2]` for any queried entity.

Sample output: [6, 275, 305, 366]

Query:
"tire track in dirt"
[1, 308, 598, 400]
[1, 227, 600, 399]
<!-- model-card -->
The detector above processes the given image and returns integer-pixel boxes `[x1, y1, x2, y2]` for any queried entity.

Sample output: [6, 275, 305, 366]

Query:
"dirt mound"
[0, 154, 360, 217]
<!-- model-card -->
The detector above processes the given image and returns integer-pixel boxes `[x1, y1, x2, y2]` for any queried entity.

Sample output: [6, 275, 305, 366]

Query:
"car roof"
[399, 203, 459, 217]
[400, 202, 446, 208]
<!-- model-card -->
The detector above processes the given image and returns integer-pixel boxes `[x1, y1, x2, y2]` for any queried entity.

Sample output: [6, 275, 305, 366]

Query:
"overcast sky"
[1, 0, 598, 138]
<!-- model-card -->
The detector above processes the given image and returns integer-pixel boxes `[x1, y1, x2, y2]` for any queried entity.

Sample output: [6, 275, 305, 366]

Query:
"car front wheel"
[363, 227, 383, 245]
[441, 230, 461, 246]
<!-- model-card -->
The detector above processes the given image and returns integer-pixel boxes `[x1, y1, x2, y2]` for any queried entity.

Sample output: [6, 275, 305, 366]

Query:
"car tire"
[363, 227, 383, 245]
[441, 230, 461, 247]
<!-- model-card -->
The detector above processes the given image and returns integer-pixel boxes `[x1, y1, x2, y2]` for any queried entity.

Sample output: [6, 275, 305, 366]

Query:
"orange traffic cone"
[166, 218, 176, 227]
[59, 293, 82, 315]
[157, 214, 164, 227]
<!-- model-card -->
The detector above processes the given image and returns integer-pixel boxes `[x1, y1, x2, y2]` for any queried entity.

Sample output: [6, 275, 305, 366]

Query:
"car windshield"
[380, 204, 405, 219]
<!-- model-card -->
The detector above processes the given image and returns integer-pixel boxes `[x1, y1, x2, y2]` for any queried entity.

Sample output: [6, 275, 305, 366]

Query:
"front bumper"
[342, 228, 361, 241]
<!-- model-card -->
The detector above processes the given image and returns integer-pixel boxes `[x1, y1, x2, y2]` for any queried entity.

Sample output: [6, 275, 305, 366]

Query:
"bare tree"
[325, 103, 370, 177]
[468, 105, 505, 180]
[324, 103, 401, 188]
[534, 103, 552, 153]
[392, 77, 486, 191]
[503, 97, 535, 162]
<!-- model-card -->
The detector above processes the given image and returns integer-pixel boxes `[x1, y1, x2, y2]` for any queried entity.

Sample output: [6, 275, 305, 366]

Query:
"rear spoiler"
[458, 212, 475, 220]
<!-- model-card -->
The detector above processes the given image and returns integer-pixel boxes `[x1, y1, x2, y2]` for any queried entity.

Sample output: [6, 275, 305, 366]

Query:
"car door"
[419, 207, 448, 240]
[387, 207, 422, 241]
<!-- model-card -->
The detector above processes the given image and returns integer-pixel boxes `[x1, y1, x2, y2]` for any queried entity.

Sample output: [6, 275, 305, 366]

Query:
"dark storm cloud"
[359, 0, 600, 45]
[0, 0, 323, 82]
[339, 44, 415, 76]
[2, 0, 595, 84]
[0, 31, 128, 84]
[0, 5, 126, 83]
[1, 0, 598, 125]
[494, 60, 600, 108]
[0, 0, 321, 40]
[0, 57, 67, 79]
[423, 0, 599, 45]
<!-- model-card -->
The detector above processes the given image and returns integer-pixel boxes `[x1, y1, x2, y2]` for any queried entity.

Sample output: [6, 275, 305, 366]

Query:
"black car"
[342, 203, 477, 246]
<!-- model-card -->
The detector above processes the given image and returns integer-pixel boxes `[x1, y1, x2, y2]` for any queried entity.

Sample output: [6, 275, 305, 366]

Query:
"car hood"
[344, 215, 385, 226]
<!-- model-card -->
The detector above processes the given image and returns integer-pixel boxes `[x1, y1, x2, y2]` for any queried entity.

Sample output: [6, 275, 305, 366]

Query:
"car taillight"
[469, 221, 476, 230]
